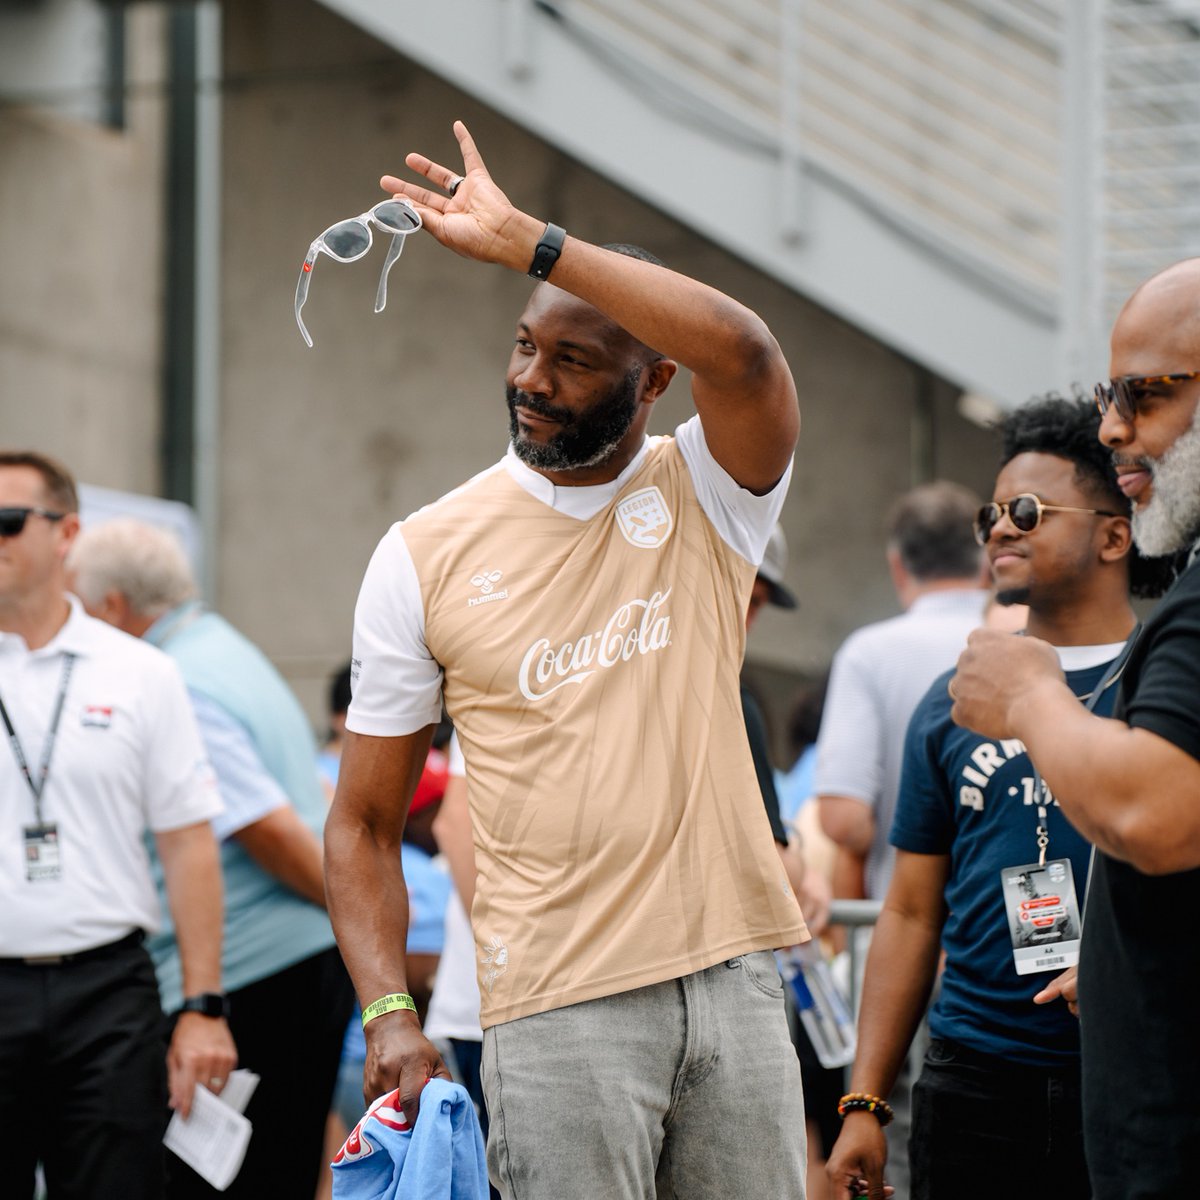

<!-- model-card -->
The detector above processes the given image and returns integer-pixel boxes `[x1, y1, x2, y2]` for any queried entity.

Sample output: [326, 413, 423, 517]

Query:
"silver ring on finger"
[447, 174, 465, 197]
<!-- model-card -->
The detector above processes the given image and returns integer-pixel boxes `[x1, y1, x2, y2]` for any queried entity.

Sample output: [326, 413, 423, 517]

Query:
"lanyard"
[1030, 628, 1140, 867]
[0, 653, 76, 826]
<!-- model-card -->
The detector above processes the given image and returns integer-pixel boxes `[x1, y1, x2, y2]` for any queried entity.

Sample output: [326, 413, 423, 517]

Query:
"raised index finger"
[452, 119, 488, 176]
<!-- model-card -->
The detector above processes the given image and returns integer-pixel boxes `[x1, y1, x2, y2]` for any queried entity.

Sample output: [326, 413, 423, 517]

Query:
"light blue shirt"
[189, 691, 288, 840]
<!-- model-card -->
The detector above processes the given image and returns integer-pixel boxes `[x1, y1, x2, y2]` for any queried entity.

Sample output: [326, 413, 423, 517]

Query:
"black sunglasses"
[1093, 372, 1200, 423]
[974, 494, 1122, 547]
[0, 507, 66, 538]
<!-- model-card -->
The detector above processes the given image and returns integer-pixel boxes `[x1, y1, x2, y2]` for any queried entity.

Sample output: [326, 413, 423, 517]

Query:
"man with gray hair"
[817, 482, 988, 903]
[69, 518, 354, 1200]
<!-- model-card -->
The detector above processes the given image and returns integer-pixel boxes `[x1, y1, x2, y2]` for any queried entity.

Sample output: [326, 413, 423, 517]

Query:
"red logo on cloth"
[332, 1090, 409, 1163]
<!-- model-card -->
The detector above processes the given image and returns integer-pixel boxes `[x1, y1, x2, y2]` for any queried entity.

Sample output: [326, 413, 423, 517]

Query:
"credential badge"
[615, 486, 673, 549]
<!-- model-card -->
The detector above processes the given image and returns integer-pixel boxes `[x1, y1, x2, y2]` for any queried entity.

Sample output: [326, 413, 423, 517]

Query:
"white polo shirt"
[0, 596, 222, 956]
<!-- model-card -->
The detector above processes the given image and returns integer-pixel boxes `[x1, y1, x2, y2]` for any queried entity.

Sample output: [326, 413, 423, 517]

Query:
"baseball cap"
[757, 524, 798, 609]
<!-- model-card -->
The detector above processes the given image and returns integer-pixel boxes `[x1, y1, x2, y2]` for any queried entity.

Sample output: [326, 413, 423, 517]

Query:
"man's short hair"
[886, 481, 983, 582]
[0, 450, 79, 513]
[68, 518, 198, 618]
[1000, 393, 1174, 598]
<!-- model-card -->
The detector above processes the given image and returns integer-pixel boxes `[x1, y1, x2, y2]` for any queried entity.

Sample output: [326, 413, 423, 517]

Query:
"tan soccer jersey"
[350, 418, 807, 1026]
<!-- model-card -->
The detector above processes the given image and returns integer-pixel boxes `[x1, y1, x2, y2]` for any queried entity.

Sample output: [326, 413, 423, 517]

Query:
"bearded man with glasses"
[324, 122, 809, 1198]
[827, 396, 1174, 1200]
[950, 258, 1200, 1198]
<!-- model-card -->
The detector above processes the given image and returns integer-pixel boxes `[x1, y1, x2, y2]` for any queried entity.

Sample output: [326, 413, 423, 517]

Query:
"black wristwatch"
[179, 992, 230, 1019]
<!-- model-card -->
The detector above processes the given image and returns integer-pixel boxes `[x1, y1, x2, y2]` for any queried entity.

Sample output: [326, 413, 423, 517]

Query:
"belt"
[0, 928, 144, 967]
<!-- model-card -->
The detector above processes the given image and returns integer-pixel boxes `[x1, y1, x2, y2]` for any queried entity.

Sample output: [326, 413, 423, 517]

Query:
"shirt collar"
[3, 594, 101, 659]
[501, 437, 653, 516]
[144, 599, 203, 650]
[909, 589, 989, 617]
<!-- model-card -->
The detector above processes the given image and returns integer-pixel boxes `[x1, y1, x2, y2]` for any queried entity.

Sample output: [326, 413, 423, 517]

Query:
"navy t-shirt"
[892, 657, 1118, 1066]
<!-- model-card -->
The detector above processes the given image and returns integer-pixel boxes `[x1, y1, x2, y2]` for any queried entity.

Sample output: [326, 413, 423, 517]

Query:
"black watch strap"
[527, 223, 566, 280]
[179, 991, 230, 1019]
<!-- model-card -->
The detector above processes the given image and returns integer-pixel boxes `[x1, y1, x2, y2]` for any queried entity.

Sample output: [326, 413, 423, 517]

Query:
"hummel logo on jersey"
[616, 486, 673, 549]
[468, 568, 509, 608]
[471, 569, 503, 594]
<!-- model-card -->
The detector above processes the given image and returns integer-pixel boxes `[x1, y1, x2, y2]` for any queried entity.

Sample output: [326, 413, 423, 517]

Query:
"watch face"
[183, 992, 228, 1018]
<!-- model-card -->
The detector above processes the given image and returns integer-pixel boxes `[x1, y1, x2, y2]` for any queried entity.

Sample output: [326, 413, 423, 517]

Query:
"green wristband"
[361, 993, 417, 1028]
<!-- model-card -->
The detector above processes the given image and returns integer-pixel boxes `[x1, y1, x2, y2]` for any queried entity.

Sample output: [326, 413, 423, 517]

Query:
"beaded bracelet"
[361, 992, 417, 1028]
[837, 1092, 895, 1127]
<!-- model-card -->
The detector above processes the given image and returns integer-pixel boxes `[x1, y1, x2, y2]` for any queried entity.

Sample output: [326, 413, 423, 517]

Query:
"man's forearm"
[848, 906, 942, 1097]
[156, 822, 225, 998]
[325, 807, 415, 1004]
[1014, 680, 1200, 874]
[235, 806, 326, 907]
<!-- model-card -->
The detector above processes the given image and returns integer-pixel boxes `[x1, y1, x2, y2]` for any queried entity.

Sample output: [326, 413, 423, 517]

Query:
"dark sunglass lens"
[975, 505, 998, 543]
[1009, 496, 1041, 533]
[373, 201, 420, 233]
[322, 221, 371, 260]
[0, 509, 28, 537]
[1114, 379, 1137, 422]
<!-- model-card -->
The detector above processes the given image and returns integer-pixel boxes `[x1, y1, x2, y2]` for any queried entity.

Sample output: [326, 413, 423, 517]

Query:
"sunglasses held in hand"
[294, 198, 422, 348]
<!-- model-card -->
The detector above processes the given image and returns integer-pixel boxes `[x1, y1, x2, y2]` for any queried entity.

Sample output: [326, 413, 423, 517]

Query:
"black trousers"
[909, 1038, 1090, 1200]
[0, 932, 167, 1200]
[166, 945, 354, 1199]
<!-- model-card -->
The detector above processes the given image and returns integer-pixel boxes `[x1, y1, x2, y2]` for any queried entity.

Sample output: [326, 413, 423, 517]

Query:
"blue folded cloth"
[332, 1078, 488, 1200]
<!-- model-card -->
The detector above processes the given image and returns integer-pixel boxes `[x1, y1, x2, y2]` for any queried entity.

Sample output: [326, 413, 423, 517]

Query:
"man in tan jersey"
[325, 122, 809, 1198]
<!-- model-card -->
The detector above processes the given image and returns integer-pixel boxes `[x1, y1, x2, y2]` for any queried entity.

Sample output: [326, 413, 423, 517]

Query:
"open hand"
[380, 120, 538, 271]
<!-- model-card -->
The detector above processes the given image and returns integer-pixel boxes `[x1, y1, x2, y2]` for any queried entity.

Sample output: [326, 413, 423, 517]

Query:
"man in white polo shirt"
[0, 450, 234, 1200]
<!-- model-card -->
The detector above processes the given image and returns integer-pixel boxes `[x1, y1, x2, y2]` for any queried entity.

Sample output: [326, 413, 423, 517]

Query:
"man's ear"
[641, 358, 678, 404]
[1099, 514, 1134, 563]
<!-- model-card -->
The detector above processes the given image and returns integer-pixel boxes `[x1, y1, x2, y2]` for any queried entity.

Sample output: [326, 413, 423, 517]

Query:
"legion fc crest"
[615, 486, 673, 549]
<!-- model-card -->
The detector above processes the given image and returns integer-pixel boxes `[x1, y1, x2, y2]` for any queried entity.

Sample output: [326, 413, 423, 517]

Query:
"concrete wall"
[0, 6, 167, 495]
[219, 0, 1000, 729]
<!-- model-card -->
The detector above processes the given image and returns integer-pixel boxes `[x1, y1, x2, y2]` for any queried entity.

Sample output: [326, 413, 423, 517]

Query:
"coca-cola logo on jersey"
[518, 589, 673, 701]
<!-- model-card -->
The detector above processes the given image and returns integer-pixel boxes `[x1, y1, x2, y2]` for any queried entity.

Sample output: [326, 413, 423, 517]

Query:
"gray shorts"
[482, 951, 807, 1199]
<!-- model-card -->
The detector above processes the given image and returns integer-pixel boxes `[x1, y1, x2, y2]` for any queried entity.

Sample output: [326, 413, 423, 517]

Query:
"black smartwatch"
[527, 223, 566, 281]
[179, 992, 230, 1019]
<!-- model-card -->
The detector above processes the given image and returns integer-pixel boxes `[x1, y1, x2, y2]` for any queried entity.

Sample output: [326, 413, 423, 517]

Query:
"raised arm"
[324, 726, 451, 1125]
[382, 121, 798, 493]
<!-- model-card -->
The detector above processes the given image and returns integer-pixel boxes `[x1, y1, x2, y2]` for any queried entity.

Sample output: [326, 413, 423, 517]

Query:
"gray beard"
[1131, 401, 1200, 556]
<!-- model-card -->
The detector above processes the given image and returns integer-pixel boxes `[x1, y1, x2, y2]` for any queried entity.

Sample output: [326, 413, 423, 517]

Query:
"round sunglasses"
[974, 493, 1122, 546]
[0, 507, 66, 538]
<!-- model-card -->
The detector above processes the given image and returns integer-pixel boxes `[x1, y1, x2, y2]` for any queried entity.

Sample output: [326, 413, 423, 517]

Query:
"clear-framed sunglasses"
[294, 198, 422, 348]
